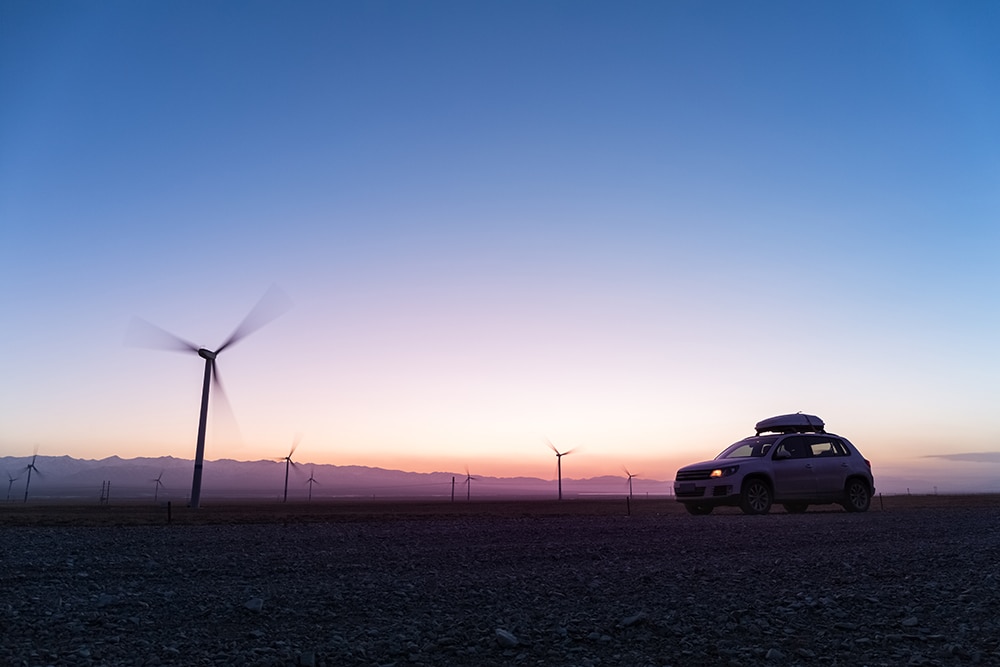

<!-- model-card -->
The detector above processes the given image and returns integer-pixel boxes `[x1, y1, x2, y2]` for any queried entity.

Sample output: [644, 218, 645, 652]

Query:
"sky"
[2, 1, 999, 493]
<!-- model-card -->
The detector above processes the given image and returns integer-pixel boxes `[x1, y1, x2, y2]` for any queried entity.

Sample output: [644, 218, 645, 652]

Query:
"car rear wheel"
[782, 502, 808, 514]
[684, 503, 713, 515]
[740, 479, 772, 515]
[843, 478, 871, 512]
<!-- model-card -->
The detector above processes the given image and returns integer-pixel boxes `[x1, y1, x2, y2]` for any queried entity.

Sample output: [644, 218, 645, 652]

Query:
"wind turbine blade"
[562, 448, 577, 456]
[290, 433, 302, 457]
[125, 317, 200, 353]
[209, 361, 243, 444]
[216, 284, 292, 353]
[545, 438, 558, 453]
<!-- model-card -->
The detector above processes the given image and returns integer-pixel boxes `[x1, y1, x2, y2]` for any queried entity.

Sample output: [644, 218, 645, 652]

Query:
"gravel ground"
[2, 505, 999, 667]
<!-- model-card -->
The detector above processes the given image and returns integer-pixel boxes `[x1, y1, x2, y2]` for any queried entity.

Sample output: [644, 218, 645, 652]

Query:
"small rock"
[901, 616, 919, 627]
[766, 648, 785, 660]
[244, 597, 264, 613]
[620, 612, 647, 627]
[495, 628, 519, 648]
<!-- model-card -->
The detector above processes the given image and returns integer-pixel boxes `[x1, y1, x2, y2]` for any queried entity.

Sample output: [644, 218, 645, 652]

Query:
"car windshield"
[716, 436, 779, 459]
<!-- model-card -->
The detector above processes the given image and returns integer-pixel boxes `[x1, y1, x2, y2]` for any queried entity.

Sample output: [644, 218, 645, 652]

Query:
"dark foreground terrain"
[2, 496, 998, 666]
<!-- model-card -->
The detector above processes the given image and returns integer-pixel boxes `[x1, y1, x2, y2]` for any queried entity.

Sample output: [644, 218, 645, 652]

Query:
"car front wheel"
[740, 479, 772, 515]
[843, 479, 871, 512]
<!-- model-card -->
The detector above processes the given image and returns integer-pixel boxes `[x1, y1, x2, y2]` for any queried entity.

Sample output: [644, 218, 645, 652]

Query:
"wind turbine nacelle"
[198, 348, 217, 360]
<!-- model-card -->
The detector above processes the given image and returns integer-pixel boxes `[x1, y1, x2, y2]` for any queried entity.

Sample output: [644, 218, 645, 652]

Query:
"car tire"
[843, 478, 871, 513]
[739, 479, 772, 515]
[684, 503, 713, 515]
[782, 503, 808, 514]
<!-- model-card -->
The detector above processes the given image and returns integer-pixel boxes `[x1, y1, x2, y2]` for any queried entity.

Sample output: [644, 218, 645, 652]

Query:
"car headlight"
[710, 466, 739, 478]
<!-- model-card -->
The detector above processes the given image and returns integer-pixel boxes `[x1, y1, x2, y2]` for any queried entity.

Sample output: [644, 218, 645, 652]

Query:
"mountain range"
[0, 455, 672, 502]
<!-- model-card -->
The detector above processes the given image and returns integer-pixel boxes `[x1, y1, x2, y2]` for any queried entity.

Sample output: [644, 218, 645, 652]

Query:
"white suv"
[674, 414, 875, 515]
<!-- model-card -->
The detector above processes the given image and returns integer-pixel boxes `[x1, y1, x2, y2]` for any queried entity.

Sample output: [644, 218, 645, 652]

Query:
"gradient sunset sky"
[2, 1, 998, 492]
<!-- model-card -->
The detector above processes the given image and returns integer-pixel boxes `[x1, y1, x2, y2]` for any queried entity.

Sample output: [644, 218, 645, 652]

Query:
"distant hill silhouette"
[0, 455, 673, 502]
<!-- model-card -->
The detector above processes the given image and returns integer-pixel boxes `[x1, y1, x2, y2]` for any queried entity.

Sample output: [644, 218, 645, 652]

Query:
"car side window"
[808, 436, 848, 456]
[774, 436, 810, 459]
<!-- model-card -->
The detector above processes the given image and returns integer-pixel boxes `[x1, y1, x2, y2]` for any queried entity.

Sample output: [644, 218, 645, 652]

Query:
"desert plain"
[2, 494, 998, 666]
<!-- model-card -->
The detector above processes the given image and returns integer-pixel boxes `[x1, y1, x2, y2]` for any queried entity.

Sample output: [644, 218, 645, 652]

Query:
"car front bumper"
[674, 482, 738, 502]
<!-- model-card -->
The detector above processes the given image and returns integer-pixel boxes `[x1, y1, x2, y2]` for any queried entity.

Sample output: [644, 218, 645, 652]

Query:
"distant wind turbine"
[464, 466, 477, 501]
[546, 439, 576, 501]
[306, 468, 318, 501]
[623, 467, 637, 499]
[23, 452, 41, 503]
[6, 472, 19, 502]
[127, 285, 291, 509]
[280, 435, 301, 503]
[152, 471, 165, 503]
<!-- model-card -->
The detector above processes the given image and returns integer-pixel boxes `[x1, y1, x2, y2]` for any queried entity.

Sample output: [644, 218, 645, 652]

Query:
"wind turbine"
[623, 467, 637, 499]
[152, 471, 165, 503]
[280, 435, 301, 503]
[6, 472, 19, 502]
[306, 468, 318, 501]
[127, 285, 291, 509]
[22, 453, 41, 503]
[464, 466, 477, 501]
[546, 439, 576, 501]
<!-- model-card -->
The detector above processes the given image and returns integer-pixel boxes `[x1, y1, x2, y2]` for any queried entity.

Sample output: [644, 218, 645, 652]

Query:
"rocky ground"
[2, 500, 998, 666]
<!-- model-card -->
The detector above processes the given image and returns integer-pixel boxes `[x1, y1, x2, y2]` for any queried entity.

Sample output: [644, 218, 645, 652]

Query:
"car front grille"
[675, 487, 705, 498]
[676, 469, 713, 481]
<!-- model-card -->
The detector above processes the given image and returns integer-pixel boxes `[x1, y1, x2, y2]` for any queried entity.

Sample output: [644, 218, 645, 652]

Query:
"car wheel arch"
[842, 475, 872, 512]
[739, 475, 774, 515]
[741, 474, 773, 494]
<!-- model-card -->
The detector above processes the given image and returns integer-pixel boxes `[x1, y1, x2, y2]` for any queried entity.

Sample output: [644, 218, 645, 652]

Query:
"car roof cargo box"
[755, 413, 825, 435]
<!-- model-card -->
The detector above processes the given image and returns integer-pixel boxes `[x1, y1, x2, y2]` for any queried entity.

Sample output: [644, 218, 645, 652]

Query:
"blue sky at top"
[1, 1, 998, 492]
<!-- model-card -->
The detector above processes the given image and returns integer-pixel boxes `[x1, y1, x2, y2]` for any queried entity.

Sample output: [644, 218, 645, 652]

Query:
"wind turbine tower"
[624, 467, 637, 499]
[280, 436, 301, 503]
[152, 471, 165, 503]
[464, 467, 477, 501]
[306, 468, 318, 501]
[6, 472, 19, 502]
[22, 454, 40, 503]
[546, 440, 576, 501]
